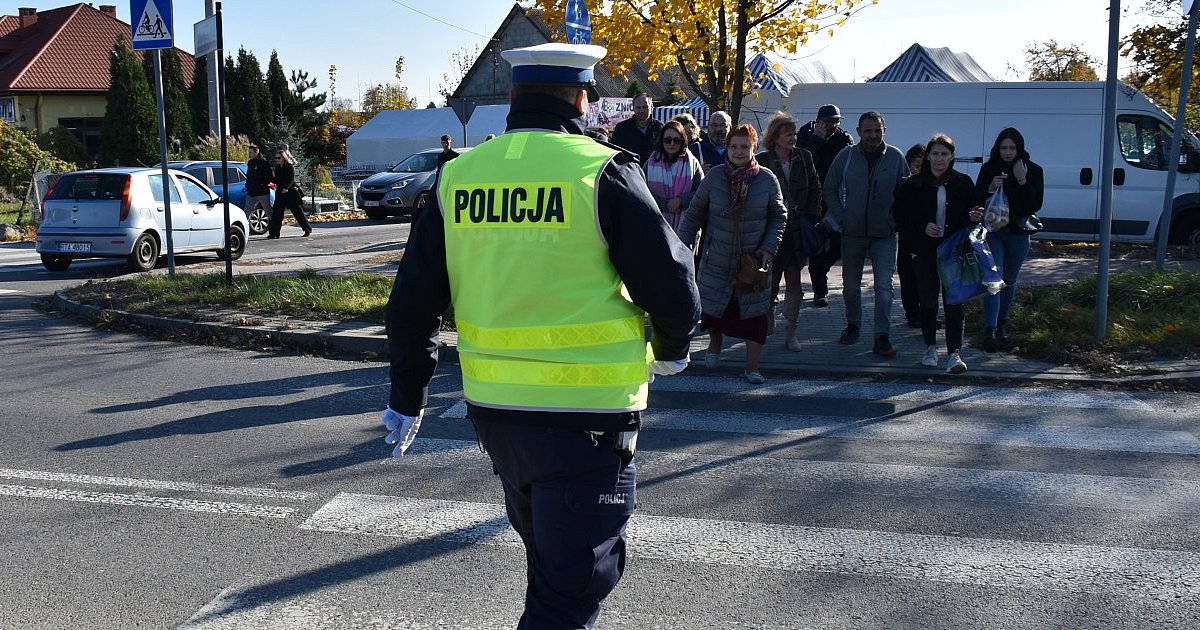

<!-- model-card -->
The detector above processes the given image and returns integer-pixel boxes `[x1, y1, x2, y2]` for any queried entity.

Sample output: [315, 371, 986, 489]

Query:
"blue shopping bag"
[936, 225, 1006, 305]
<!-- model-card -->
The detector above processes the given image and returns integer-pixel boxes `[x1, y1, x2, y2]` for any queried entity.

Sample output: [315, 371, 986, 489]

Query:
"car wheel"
[364, 208, 387, 221]
[248, 205, 270, 235]
[127, 233, 160, 272]
[218, 225, 246, 261]
[40, 254, 71, 271]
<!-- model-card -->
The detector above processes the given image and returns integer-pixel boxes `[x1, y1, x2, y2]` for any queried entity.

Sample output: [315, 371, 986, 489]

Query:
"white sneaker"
[946, 352, 967, 374]
[921, 345, 938, 367]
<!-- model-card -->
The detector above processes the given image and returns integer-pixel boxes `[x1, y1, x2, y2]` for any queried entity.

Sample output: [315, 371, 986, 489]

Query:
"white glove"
[381, 407, 423, 457]
[648, 357, 690, 382]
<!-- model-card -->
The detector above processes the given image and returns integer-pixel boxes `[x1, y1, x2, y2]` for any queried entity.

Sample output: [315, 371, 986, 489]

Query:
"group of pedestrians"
[379, 41, 1051, 630]
[612, 97, 1044, 380]
[245, 143, 312, 239]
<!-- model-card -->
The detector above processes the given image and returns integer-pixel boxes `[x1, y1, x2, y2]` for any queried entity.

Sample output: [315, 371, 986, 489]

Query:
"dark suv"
[355, 148, 466, 220]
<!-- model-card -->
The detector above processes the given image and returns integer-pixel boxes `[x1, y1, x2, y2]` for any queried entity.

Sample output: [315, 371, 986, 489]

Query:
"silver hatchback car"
[35, 167, 249, 272]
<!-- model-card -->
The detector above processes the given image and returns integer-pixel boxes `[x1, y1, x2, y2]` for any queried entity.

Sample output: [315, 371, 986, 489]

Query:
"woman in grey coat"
[677, 124, 787, 384]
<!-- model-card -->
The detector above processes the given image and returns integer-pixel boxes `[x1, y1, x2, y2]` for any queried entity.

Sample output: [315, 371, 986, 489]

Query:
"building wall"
[455, 16, 552, 105]
[7, 94, 107, 134]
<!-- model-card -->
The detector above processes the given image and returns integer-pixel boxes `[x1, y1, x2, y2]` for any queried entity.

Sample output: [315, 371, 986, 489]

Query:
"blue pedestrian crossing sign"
[564, 0, 591, 45]
[130, 0, 173, 50]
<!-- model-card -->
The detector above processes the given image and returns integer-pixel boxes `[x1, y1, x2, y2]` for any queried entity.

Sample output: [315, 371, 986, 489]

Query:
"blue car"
[165, 161, 275, 235]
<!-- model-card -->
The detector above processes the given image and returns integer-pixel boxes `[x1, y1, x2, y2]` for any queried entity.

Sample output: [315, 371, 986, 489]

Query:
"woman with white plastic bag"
[893, 134, 985, 374]
[974, 128, 1044, 352]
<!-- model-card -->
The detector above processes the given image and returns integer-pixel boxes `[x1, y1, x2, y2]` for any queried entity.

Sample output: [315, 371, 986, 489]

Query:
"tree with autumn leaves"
[1122, 0, 1200, 128]
[532, 0, 873, 125]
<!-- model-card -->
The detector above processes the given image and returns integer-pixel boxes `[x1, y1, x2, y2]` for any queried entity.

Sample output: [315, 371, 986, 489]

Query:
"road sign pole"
[1095, 0, 1121, 342]
[1156, 4, 1199, 268]
[153, 49, 176, 278]
[216, 2, 231, 283]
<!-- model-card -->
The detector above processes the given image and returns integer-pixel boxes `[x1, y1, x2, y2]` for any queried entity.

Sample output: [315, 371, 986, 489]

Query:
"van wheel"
[40, 254, 71, 271]
[127, 233, 160, 272]
[1170, 212, 1200, 251]
[218, 226, 246, 261]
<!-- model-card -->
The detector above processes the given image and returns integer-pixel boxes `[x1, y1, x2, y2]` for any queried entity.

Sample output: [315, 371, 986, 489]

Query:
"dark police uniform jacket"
[385, 92, 701, 432]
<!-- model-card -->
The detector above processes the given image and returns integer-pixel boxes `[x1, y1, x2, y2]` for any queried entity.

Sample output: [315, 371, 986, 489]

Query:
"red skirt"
[700, 295, 769, 345]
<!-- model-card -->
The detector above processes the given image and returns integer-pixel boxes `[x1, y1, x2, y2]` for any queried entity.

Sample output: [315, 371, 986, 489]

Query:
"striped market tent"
[869, 44, 995, 82]
[653, 97, 711, 128]
[746, 52, 839, 94]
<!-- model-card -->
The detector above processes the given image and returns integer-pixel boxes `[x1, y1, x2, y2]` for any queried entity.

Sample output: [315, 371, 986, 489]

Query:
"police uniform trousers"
[471, 413, 636, 630]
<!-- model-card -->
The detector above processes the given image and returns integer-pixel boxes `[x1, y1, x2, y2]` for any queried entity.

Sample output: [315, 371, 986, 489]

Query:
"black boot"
[996, 320, 1010, 344]
[982, 326, 997, 353]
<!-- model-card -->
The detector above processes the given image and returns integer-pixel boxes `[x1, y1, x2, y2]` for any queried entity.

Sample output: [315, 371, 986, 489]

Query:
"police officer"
[381, 42, 700, 629]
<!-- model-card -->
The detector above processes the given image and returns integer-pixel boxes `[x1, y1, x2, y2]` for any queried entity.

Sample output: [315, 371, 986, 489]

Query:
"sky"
[80, 0, 1179, 108]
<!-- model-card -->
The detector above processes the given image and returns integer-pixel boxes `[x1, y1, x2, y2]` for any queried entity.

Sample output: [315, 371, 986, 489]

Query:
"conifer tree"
[101, 37, 156, 166]
[141, 48, 195, 148]
[226, 48, 272, 142]
[188, 55, 210, 137]
[266, 51, 297, 123]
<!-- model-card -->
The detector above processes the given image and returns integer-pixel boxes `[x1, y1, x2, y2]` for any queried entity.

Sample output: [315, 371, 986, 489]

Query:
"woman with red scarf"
[677, 124, 787, 384]
[644, 120, 704, 232]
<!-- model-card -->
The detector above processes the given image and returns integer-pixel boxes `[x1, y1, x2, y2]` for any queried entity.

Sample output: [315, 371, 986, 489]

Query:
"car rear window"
[47, 173, 129, 201]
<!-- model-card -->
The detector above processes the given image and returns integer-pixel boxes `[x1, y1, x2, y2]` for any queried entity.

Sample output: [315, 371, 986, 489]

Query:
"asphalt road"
[1, 220, 1199, 629]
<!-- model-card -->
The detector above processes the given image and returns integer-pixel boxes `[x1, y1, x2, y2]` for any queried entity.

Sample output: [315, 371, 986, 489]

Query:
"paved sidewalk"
[51, 250, 1200, 386]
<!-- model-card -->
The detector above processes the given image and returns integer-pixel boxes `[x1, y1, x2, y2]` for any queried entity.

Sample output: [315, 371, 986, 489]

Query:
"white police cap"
[501, 42, 607, 85]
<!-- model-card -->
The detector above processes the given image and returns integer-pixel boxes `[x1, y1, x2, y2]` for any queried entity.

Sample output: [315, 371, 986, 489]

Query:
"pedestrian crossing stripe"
[300, 493, 1200, 599]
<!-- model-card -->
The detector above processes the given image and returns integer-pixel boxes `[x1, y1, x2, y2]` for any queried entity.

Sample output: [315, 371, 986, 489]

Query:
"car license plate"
[362, 200, 379, 207]
[57, 242, 91, 253]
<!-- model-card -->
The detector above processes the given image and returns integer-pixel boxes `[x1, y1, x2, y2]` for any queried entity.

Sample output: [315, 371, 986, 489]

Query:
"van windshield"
[47, 173, 129, 201]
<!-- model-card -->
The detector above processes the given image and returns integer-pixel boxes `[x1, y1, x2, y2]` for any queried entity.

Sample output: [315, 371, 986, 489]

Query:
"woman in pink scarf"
[644, 120, 704, 231]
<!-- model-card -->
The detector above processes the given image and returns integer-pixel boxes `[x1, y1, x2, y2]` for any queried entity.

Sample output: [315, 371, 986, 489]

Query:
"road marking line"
[436, 404, 1200, 455]
[653, 375, 1152, 409]
[396, 438, 1200, 514]
[301, 493, 1200, 598]
[0, 484, 297, 518]
[0, 289, 22, 294]
[0, 468, 315, 500]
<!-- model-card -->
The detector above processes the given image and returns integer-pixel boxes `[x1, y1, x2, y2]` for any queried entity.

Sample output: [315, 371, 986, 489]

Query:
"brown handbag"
[731, 212, 769, 291]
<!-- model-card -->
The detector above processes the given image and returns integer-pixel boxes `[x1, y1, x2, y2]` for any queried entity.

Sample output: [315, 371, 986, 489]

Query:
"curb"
[49, 291, 1200, 388]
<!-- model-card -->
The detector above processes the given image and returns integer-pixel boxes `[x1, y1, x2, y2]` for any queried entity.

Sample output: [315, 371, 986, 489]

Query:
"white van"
[747, 81, 1200, 247]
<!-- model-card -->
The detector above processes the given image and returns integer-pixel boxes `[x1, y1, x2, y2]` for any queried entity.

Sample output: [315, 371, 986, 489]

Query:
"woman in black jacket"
[893, 134, 984, 375]
[267, 148, 312, 239]
[757, 112, 821, 352]
[974, 127, 1044, 350]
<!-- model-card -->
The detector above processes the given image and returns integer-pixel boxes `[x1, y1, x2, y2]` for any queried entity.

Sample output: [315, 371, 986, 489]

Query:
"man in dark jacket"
[244, 144, 273, 224]
[797, 104, 854, 308]
[436, 134, 460, 168]
[382, 42, 700, 629]
[697, 110, 731, 173]
[609, 94, 662, 162]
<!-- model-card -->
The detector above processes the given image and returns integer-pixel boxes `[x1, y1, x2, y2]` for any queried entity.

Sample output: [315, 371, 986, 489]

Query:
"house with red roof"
[0, 3, 194, 157]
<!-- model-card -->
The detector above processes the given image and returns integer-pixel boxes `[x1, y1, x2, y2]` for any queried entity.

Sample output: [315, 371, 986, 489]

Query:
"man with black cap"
[380, 42, 700, 629]
[797, 104, 855, 307]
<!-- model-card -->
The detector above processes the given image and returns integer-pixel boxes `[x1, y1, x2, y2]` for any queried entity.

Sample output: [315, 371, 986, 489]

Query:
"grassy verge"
[968, 265, 1200, 371]
[66, 268, 393, 324]
[61, 266, 1198, 372]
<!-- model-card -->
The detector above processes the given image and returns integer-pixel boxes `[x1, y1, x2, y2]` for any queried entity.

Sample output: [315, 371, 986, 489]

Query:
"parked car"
[355, 148, 469, 220]
[35, 167, 249, 272]
[164, 160, 274, 235]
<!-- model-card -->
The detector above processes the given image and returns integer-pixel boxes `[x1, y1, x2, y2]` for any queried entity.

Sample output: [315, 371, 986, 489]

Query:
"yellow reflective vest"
[438, 131, 650, 413]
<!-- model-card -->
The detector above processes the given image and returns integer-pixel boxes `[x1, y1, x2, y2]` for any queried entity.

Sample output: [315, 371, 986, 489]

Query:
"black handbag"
[1013, 214, 1043, 235]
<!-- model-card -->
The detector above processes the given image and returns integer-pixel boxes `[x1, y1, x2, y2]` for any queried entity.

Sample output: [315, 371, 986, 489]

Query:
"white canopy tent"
[346, 105, 510, 171]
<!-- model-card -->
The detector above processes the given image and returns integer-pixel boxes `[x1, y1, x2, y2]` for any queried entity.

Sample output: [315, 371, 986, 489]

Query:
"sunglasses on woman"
[662, 136, 683, 146]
